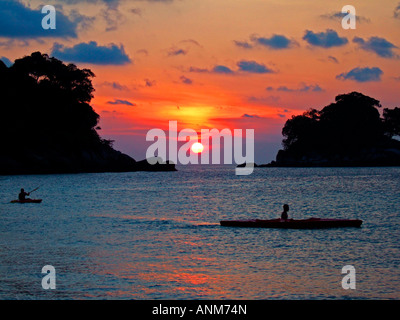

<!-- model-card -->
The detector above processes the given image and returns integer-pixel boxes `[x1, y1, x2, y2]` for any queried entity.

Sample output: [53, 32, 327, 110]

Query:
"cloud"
[303, 29, 348, 48]
[0, 0, 79, 38]
[189, 61, 275, 75]
[180, 39, 202, 47]
[140, 0, 175, 2]
[247, 95, 281, 104]
[167, 48, 187, 56]
[237, 60, 274, 74]
[0, 56, 13, 67]
[328, 55, 339, 63]
[101, 110, 123, 117]
[101, 6, 124, 32]
[180, 76, 193, 84]
[136, 49, 149, 56]
[0, 39, 29, 48]
[130, 8, 142, 16]
[320, 11, 370, 24]
[336, 67, 383, 82]
[61, 0, 175, 5]
[57, 1, 173, 33]
[144, 79, 156, 87]
[102, 81, 129, 90]
[299, 84, 324, 92]
[59, 0, 127, 31]
[58, 0, 121, 9]
[353, 36, 398, 58]
[167, 40, 201, 57]
[241, 114, 260, 118]
[233, 40, 253, 49]
[234, 34, 295, 50]
[51, 41, 132, 65]
[68, 9, 95, 32]
[267, 83, 324, 92]
[212, 65, 234, 74]
[394, 3, 400, 19]
[188, 66, 209, 73]
[251, 34, 295, 49]
[107, 99, 135, 106]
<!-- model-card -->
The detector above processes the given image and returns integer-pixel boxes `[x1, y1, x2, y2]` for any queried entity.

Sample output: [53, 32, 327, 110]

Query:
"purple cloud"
[336, 67, 383, 82]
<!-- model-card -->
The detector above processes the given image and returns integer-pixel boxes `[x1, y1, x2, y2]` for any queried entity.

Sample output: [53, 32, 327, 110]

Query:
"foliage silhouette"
[383, 107, 400, 138]
[0, 52, 175, 174]
[273, 92, 400, 166]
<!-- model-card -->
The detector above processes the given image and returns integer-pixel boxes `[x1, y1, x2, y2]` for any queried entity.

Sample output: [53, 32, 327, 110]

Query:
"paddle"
[28, 186, 40, 195]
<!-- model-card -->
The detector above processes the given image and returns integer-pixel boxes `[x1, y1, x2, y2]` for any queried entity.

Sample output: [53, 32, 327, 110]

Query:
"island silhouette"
[0, 52, 175, 174]
[239, 92, 400, 167]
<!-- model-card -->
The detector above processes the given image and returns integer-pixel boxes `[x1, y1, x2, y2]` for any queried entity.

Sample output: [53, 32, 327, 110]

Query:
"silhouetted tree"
[282, 108, 320, 151]
[0, 52, 177, 174]
[383, 107, 400, 138]
[281, 92, 390, 156]
[0, 52, 104, 151]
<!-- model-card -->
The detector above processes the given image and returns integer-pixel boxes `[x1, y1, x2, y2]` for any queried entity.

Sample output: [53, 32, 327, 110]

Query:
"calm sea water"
[0, 166, 399, 300]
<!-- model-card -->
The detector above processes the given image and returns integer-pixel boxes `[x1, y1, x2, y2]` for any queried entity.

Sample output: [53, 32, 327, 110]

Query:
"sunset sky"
[1, 0, 400, 162]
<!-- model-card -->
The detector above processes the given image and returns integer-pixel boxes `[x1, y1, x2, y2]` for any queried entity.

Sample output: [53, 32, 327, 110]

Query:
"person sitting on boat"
[18, 188, 30, 201]
[281, 204, 289, 220]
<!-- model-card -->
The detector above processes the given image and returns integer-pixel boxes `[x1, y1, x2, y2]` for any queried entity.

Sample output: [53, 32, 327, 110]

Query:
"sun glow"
[191, 142, 204, 154]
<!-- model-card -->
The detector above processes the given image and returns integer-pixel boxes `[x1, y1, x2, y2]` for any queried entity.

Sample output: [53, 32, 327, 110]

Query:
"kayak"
[10, 199, 42, 204]
[220, 218, 362, 229]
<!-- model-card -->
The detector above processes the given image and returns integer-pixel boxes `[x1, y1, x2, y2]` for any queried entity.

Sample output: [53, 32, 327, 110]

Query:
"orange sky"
[1, 0, 400, 162]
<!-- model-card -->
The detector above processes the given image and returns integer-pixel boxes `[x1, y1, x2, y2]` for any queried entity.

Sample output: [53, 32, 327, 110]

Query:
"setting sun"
[191, 142, 204, 154]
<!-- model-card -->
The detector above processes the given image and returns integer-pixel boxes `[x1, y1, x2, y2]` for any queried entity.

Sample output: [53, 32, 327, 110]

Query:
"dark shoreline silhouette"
[240, 92, 400, 168]
[0, 52, 175, 175]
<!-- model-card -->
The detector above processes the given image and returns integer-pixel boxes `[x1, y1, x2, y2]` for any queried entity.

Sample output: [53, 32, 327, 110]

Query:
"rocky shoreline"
[238, 144, 400, 168]
[0, 146, 176, 175]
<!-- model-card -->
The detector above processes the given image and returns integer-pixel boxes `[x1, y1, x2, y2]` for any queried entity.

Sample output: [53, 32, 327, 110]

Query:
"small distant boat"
[10, 199, 42, 204]
[220, 218, 362, 229]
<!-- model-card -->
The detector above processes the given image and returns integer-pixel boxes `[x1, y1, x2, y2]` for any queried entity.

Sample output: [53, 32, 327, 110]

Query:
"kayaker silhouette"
[18, 188, 30, 201]
[281, 204, 289, 220]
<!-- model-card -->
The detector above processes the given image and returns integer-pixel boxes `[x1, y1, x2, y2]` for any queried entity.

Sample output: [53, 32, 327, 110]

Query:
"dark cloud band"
[51, 41, 132, 65]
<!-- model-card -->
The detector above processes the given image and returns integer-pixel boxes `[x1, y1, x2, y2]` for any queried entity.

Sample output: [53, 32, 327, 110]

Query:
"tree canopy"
[0, 52, 107, 152]
[281, 92, 399, 157]
[0, 52, 178, 174]
[383, 107, 400, 138]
